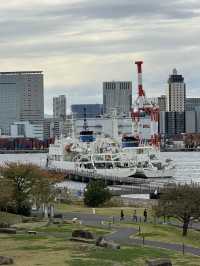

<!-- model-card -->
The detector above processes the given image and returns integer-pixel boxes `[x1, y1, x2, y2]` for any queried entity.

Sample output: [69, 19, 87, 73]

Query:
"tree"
[0, 163, 59, 215]
[84, 180, 111, 207]
[0, 178, 14, 211]
[155, 183, 200, 236]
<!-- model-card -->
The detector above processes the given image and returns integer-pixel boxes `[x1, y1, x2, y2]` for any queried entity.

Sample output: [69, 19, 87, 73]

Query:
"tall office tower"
[53, 95, 66, 120]
[103, 81, 132, 115]
[186, 98, 200, 111]
[167, 69, 186, 112]
[0, 71, 44, 134]
[159, 111, 185, 137]
[158, 95, 167, 111]
[148, 95, 167, 111]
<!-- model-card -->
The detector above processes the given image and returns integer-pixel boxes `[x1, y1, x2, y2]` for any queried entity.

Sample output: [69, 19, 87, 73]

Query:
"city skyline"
[0, 0, 200, 114]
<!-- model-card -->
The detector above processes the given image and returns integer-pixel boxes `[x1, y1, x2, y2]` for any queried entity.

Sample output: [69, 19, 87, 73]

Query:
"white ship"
[122, 145, 175, 178]
[48, 132, 175, 179]
[48, 60, 176, 179]
[48, 132, 137, 178]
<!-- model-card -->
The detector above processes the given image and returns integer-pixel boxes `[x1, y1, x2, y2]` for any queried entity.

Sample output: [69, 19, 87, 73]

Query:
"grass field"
[0, 211, 22, 225]
[130, 223, 200, 249]
[31, 223, 110, 236]
[54, 203, 200, 249]
[0, 232, 200, 266]
[1, 205, 200, 265]
[55, 203, 152, 218]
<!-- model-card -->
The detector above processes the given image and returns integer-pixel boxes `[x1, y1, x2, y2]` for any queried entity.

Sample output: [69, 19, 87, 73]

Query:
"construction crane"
[131, 61, 160, 147]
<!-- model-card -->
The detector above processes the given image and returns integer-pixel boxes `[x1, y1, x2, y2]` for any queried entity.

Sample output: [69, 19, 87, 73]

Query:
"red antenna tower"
[135, 61, 145, 98]
[131, 60, 160, 147]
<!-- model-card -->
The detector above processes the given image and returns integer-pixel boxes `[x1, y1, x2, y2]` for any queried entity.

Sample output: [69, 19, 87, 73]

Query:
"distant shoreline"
[161, 148, 200, 152]
[0, 149, 199, 154]
[0, 150, 48, 154]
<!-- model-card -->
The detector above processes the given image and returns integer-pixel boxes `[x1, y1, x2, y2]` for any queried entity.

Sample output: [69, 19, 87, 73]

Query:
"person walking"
[132, 209, 137, 222]
[144, 208, 147, 222]
[120, 209, 124, 221]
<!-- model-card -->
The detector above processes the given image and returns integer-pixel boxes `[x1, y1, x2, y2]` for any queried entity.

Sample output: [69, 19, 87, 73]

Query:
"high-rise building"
[166, 69, 186, 112]
[185, 111, 196, 133]
[148, 95, 167, 111]
[0, 71, 44, 134]
[53, 95, 66, 120]
[43, 116, 72, 139]
[103, 81, 132, 115]
[10, 121, 44, 140]
[158, 95, 167, 111]
[185, 98, 200, 111]
[159, 111, 185, 137]
[71, 104, 103, 118]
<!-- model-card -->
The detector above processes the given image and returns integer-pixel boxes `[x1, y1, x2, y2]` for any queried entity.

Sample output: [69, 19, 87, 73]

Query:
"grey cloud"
[0, 0, 200, 38]
[0, 0, 200, 110]
[1, 24, 199, 59]
[34, 0, 200, 20]
[0, 0, 199, 44]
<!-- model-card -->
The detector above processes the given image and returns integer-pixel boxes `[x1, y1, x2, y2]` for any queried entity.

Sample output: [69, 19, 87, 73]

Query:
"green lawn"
[32, 223, 110, 237]
[1, 206, 200, 265]
[71, 245, 200, 266]
[0, 211, 200, 266]
[0, 232, 199, 266]
[55, 204, 200, 249]
[0, 211, 22, 225]
[129, 222, 200, 249]
[55, 203, 152, 218]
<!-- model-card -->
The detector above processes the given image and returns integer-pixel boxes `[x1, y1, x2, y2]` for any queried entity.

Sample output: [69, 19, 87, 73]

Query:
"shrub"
[84, 180, 111, 207]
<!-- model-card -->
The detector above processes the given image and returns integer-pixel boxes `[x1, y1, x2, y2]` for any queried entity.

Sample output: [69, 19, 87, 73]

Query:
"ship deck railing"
[49, 166, 149, 185]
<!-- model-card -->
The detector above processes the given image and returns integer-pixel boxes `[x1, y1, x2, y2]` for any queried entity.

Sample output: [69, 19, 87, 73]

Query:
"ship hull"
[48, 160, 137, 178]
[133, 167, 175, 179]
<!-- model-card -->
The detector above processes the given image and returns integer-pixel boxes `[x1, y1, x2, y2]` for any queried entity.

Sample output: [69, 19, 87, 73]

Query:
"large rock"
[146, 259, 172, 266]
[0, 223, 9, 228]
[54, 213, 63, 219]
[72, 230, 94, 239]
[0, 256, 14, 265]
[96, 237, 120, 250]
[0, 228, 16, 234]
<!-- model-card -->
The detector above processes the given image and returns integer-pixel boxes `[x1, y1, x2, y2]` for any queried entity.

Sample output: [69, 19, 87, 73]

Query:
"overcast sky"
[0, 0, 200, 114]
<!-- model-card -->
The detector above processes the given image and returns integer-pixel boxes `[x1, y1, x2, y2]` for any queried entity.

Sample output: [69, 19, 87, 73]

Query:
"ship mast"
[83, 107, 88, 131]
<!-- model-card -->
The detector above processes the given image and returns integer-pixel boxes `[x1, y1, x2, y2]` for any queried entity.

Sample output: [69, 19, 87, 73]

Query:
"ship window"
[94, 163, 105, 169]
[137, 149, 144, 154]
[84, 163, 94, 169]
[94, 155, 104, 161]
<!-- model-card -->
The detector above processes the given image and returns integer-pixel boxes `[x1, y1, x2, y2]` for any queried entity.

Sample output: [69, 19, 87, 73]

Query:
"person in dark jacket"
[120, 209, 124, 221]
[144, 208, 147, 222]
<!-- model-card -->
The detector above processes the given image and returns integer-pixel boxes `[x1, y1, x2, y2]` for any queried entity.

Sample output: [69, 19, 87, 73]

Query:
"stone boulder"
[96, 236, 120, 250]
[0, 256, 14, 265]
[0, 228, 16, 234]
[72, 230, 94, 239]
[53, 213, 63, 219]
[0, 223, 9, 228]
[146, 258, 172, 266]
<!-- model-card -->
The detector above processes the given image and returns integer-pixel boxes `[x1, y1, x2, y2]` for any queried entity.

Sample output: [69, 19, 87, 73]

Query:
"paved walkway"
[61, 211, 200, 256]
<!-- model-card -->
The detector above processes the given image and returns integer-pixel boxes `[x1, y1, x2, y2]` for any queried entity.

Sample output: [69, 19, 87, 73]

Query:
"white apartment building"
[167, 69, 186, 112]
[10, 121, 44, 140]
[103, 81, 132, 115]
[43, 117, 72, 139]
[53, 95, 66, 120]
